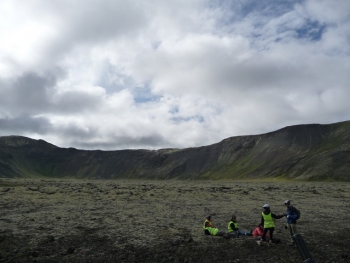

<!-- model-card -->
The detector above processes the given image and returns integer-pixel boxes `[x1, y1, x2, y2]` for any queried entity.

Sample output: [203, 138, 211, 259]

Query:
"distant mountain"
[1, 121, 350, 181]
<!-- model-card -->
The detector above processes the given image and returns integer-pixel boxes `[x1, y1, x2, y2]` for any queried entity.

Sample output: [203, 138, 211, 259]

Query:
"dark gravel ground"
[1, 229, 350, 263]
[0, 179, 349, 263]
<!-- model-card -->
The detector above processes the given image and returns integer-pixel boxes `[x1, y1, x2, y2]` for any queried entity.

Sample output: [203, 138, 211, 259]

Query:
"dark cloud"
[0, 115, 52, 135]
[53, 90, 104, 114]
[56, 123, 99, 139]
[0, 68, 103, 116]
[0, 70, 64, 115]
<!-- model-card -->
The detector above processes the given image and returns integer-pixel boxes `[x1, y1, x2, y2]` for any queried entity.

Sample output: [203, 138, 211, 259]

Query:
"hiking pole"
[292, 233, 316, 263]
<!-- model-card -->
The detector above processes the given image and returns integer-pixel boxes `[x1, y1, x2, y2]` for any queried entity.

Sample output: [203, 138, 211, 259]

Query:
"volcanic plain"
[0, 179, 349, 263]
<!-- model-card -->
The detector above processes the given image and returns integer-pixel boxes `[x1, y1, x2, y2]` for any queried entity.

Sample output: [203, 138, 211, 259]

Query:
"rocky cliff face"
[1, 121, 350, 180]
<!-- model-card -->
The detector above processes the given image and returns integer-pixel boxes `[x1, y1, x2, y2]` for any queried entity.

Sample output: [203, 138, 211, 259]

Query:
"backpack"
[294, 207, 301, 220]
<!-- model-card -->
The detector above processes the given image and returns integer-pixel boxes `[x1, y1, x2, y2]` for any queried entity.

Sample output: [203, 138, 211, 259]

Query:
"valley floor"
[0, 179, 349, 262]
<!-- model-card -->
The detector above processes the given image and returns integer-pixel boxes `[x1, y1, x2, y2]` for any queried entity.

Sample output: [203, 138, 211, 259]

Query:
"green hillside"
[1, 121, 350, 181]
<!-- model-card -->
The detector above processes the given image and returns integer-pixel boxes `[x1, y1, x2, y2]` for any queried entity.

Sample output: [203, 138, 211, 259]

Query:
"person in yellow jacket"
[227, 215, 252, 237]
[260, 204, 284, 243]
[203, 215, 226, 236]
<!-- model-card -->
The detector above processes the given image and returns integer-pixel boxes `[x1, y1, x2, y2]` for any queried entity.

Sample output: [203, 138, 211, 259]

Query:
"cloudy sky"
[0, 0, 349, 150]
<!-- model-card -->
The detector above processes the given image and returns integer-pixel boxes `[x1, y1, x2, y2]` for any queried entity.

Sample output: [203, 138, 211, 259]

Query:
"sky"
[0, 0, 349, 150]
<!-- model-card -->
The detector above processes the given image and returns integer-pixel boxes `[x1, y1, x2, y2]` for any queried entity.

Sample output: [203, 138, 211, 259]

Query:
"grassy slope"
[0, 121, 350, 181]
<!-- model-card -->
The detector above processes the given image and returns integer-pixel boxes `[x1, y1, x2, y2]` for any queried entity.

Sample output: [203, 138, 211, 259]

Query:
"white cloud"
[0, 0, 349, 150]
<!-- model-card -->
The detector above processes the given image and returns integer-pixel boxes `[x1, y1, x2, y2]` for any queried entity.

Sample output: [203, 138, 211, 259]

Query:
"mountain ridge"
[1, 121, 350, 181]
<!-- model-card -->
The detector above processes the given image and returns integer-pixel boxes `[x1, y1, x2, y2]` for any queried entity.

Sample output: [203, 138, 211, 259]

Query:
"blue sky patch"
[169, 106, 179, 114]
[296, 20, 326, 41]
[133, 85, 162, 104]
[171, 115, 205, 124]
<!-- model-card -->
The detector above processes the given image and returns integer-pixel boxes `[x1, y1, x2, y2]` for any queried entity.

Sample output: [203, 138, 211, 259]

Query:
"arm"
[252, 228, 258, 238]
[287, 213, 298, 219]
[229, 222, 234, 231]
[230, 222, 239, 231]
[272, 213, 284, 219]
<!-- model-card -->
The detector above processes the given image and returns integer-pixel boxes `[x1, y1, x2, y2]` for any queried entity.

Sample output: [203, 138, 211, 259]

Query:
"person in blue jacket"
[284, 200, 300, 243]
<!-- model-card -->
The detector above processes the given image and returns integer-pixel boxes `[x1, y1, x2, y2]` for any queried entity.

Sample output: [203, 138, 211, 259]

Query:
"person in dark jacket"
[284, 200, 299, 243]
[260, 204, 284, 244]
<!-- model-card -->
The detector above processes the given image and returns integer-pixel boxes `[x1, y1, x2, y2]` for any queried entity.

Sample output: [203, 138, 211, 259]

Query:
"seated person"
[253, 223, 269, 240]
[203, 215, 226, 236]
[253, 223, 280, 244]
[227, 215, 252, 237]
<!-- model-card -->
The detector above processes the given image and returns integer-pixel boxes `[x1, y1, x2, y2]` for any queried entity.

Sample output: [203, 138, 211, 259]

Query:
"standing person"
[203, 215, 226, 236]
[284, 200, 300, 243]
[261, 204, 284, 244]
[227, 215, 252, 237]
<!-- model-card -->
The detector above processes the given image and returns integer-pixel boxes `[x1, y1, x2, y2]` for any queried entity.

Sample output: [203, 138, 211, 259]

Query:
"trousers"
[287, 223, 297, 242]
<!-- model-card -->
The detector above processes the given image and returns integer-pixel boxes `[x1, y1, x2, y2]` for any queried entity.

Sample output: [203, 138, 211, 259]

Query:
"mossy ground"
[0, 179, 349, 262]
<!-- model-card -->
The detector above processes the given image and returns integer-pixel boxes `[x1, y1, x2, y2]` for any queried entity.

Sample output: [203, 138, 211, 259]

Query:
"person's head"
[231, 215, 236, 221]
[206, 215, 211, 220]
[263, 204, 270, 210]
[258, 223, 263, 229]
[284, 200, 290, 207]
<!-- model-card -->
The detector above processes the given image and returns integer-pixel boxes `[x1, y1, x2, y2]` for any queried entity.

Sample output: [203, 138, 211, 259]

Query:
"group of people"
[203, 200, 300, 245]
[204, 214, 253, 238]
